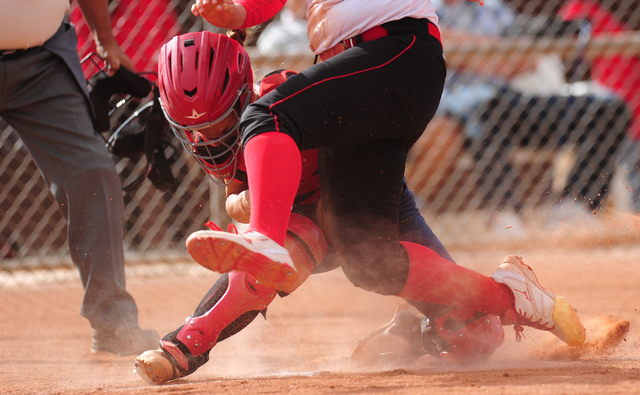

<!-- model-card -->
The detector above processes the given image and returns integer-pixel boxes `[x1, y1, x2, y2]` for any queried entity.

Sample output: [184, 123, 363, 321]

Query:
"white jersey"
[306, 0, 439, 54]
[0, 0, 70, 50]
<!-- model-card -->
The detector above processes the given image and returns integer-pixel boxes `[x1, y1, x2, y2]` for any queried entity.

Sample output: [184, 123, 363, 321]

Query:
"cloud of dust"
[169, 209, 640, 381]
[530, 316, 631, 361]
[480, 206, 640, 252]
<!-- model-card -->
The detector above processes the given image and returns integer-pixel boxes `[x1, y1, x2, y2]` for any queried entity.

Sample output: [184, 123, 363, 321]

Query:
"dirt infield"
[2, 238, 640, 394]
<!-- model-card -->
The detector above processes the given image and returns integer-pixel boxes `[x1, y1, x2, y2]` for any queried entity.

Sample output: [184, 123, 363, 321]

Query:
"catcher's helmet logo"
[185, 109, 206, 120]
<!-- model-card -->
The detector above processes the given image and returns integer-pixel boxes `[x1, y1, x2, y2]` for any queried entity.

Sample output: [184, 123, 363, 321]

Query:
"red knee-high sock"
[397, 241, 514, 317]
[243, 132, 301, 246]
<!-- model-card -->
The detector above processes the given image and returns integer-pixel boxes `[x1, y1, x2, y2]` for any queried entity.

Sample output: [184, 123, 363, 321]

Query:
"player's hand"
[239, 189, 250, 209]
[191, 0, 247, 29]
[467, 0, 484, 5]
[95, 37, 136, 75]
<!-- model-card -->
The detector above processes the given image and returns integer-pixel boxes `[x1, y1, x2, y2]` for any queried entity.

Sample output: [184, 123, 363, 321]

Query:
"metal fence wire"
[2, 0, 640, 284]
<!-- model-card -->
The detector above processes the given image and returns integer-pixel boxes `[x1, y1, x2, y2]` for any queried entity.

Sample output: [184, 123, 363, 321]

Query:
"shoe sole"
[186, 231, 297, 291]
[134, 353, 177, 385]
[552, 296, 586, 346]
[502, 256, 586, 346]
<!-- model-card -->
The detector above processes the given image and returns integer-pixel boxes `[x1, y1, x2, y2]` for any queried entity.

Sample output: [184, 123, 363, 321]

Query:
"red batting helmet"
[158, 31, 253, 185]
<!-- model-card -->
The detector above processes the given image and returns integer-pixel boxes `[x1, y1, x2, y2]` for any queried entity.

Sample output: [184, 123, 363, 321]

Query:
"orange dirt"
[2, 236, 640, 394]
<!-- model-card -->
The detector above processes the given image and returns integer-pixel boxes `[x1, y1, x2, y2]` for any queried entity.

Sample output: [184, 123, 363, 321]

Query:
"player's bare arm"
[225, 180, 251, 223]
[75, 0, 135, 73]
[191, 0, 247, 29]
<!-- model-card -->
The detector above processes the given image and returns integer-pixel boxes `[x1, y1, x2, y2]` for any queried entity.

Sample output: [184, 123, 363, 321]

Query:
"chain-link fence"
[2, 0, 640, 284]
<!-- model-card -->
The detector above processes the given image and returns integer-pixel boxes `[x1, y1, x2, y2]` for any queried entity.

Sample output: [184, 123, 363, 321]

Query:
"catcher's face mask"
[160, 85, 251, 186]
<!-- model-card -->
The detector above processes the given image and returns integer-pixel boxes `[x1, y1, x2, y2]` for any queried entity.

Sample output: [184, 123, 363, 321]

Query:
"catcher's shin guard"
[138, 271, 277, 384]
[177, 271, 277, 358]
[421, 306, 504, 365]
[137, 214, 327, 384]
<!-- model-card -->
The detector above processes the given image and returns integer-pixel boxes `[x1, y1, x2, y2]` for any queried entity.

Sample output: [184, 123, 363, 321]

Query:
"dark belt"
[0, 49, 28, 60]
[319, 20, 442, 62]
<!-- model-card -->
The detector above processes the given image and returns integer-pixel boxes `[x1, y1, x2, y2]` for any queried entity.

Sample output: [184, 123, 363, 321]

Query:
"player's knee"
[340, 247, 409, 296]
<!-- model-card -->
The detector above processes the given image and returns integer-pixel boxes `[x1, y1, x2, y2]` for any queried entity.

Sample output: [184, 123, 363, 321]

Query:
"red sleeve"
[237, 0, 288, 28]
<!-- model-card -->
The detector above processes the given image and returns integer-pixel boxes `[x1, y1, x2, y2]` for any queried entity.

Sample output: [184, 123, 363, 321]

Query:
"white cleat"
[492, 255, 586, 346]
[186, 230, 297, 291]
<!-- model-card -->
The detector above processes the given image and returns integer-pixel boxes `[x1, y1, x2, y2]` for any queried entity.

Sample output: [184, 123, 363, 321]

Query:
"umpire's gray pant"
[0, 32, 140, 333]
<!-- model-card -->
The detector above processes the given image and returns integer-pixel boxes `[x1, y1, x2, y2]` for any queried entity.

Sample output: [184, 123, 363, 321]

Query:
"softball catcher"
[134, 31, 504, 384]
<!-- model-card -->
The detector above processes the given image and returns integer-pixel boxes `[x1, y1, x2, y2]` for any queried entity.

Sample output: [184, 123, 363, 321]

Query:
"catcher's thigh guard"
[280, 213, 328, 293]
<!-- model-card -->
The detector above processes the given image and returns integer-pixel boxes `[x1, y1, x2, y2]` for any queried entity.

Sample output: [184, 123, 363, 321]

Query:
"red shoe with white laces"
[186, 228, 297, 292]
[492, 255, 586, 346]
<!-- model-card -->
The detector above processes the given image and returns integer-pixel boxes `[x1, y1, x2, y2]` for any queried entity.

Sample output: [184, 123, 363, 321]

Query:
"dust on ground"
[2, 214, 640, 394]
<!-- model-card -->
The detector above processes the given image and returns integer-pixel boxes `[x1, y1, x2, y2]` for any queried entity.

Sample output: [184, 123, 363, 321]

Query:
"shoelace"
[205, 220, 238, 234]
[513, 324, 525, 342]
[513, 311, 555, 342]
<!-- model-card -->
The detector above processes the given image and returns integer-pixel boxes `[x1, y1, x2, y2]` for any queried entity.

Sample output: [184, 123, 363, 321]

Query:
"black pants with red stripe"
[240, 17, 447, 296]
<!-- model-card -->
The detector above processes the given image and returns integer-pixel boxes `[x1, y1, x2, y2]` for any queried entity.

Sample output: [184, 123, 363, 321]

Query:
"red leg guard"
[397, 241, 514, 317]
[287, 213, 328, 264]
[281, 213, 328, 293]
[174, 213, 325, 356]
[176, 271, 277, 357]
[430, 307, 504, 365]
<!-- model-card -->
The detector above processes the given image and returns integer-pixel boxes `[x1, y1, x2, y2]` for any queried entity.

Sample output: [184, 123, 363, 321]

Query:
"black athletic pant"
[240, 17, 446, 295]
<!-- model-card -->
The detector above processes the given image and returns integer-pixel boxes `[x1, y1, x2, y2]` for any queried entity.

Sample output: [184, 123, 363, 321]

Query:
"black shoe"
[351, 304, 426, 366]
[92, 327, 160, 356]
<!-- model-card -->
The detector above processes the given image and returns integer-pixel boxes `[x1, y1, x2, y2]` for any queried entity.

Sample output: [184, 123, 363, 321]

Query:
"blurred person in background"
[0, 0, 158, 355]
[557, 0, 640, 214]
[255, 0, 308, 54]
[408, 0, 630, 229]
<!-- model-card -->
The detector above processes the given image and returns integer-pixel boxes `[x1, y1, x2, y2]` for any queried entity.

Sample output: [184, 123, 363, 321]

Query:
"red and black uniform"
[157, 69, 491, 378]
